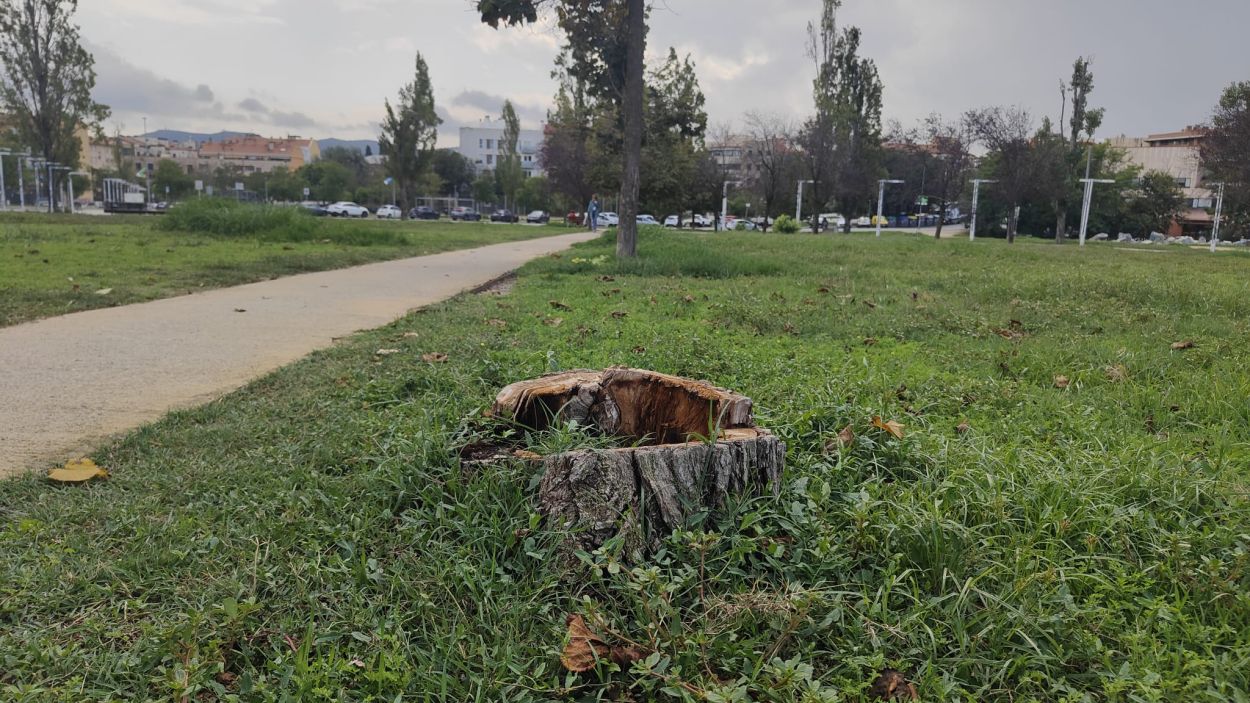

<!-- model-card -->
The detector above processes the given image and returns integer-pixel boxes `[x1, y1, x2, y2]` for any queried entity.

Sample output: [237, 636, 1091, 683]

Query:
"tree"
[541, 61, 595, 213]
[639, 48, 707, 221]
[516, 175, 552, 213]
[477, 0, 647, 257]
[433, 149, 475, 198]
[321, 146, 370, 191]
[473, 172, 497, 205]
[1052, 57, 1106, 242]
[1201, 82, 1250, 239]
[0, 0, 108, 166]
[742, 112, 797, 231]
[300, 160, 352, 202]
[152, 159, 193, 200]
[966, 106, 1034, 243]
[803, 0, 883, 232]
[497, 100, 524, 210]
[1123, 171, 1185, 236]
[378, 53, 441, 218]
[918, 113, 975, 239]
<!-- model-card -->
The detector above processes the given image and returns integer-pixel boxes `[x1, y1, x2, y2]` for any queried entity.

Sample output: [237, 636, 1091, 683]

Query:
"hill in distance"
[142, 131, 379, 156]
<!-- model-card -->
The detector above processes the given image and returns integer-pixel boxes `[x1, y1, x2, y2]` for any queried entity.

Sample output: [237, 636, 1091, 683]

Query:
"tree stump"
[487, 368, 785, 554]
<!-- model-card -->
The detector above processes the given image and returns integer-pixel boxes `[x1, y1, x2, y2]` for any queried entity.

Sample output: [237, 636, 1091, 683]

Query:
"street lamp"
[876, 179, 904, 238]
[1209, 182, 1226, 254]
[719, 180, 741, 232]
[968, 179, 997, 241]
[0, 149, 9, 210]
[1077, 177, 1115, 246]
[796, 179, 815, 223]
[45, 161, 60, 214]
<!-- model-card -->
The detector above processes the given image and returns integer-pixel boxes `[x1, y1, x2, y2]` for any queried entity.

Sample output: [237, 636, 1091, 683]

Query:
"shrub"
[159, 198, 318, 238]
[773, 214, 801, 234]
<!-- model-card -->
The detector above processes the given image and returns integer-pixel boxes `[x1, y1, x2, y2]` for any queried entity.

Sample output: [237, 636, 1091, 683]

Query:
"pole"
[0, 151, 7, 210]
[970, 180, 981, 241]
[796, 181, 803, 221]
[47, 162, 55, 214]
[876, 181, 886, 238]
[18, 156, 26, 209]
[1077, 178, 1115, 247]
[720, 181, 729, 232]
[1210, 183, 1225, 254]
[67, 172, 75, 213]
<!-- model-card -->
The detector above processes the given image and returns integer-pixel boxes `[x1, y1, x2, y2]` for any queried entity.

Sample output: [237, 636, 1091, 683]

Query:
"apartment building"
[457, 121, 545, 177]
[1109, 128, 1213, 234]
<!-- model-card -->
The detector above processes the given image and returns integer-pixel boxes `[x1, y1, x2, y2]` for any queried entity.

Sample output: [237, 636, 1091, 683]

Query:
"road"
[0, 230, 597, 477]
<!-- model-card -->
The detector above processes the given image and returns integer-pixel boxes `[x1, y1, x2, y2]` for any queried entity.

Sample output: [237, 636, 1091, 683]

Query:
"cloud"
[93, 0, 283, 26]
[450, 90, 546, 126]
[239, 97, 270, 114]
[269, 111, 317, 129]
[91, 44, 226, 120]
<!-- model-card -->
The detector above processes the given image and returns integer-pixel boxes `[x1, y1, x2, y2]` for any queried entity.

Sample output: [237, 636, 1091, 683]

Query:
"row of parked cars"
[300, 202, 556, 223]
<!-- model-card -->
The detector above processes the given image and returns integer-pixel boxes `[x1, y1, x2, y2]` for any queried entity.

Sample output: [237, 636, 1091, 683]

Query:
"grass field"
[2, 230, 1249, 701]
[0, 211, 564, 327]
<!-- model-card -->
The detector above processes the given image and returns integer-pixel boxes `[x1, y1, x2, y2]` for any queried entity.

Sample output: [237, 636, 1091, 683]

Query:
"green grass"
[0, 211, 569, 327]
[2, 229, 1250, 701]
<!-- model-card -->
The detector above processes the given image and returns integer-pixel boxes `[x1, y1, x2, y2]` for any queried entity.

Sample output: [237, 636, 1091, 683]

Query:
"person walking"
[588, 194, 600, 232]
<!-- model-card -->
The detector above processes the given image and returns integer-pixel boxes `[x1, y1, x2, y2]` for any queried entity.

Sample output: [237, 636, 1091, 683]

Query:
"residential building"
[456, 120, 545, 177]
[708, 135, 760, 181]
[198, 135, 320, 174]
[1109, 128, 1213, 235]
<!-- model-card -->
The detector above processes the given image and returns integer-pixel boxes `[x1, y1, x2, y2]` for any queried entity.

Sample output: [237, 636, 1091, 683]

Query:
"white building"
[456, 120, 545, 177]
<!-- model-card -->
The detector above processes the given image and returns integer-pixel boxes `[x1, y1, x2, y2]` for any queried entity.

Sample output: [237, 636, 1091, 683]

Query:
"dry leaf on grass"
[1106, 364, 1129, 382]
[611, 311, 628, 319]
[544, 317, 564, 328]
[48, 458, 109, 483]
[1171, 340, 1195, 351]
[94, 288, 112, 296]
[375, 348, 400, 357]
[486, 319, 507, 328]
[421, 353, 449, 363]
[956, 420, 971, 435]
[560, 614, 644, 673]
[863, 337, 878, 346]
[1054, 375, 1070, 389]
[863, 300, 878, 309]
[868, 669, 918, 700]
[550, 300, 573, 311]
[402, 332, 419, 338]
[682, 295, 695, 303]
[597, 275, 615, 282]
[837, 425, 855, 447]
[871, 416, 905, 439]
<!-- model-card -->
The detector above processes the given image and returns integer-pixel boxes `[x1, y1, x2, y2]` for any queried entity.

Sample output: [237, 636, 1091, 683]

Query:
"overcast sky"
[79, 0, 1250, 147]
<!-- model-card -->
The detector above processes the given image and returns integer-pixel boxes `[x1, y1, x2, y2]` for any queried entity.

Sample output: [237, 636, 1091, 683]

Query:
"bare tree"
[920, 113, 975, 239]
[966, 106, 1034, 243]
[742, 112, 796, 232]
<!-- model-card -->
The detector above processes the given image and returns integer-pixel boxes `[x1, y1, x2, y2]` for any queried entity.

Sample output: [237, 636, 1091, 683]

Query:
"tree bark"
[1054, 205, 1066, 244]
[934, 197, 946, 239]
[486, 369, 785, 555]
[616, 0, 646, 259]
[1008, 203, 1019, 244]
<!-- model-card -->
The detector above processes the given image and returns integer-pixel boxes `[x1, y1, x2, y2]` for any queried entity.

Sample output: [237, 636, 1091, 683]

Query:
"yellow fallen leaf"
[94, 288, 113, 296]
[1054, 375, 1070, 389]
[48, 458, 109, 483]
[871, 416, 905, 439]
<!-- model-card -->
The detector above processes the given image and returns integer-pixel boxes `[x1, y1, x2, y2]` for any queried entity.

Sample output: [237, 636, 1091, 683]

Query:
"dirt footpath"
[0, 231, 597, 477]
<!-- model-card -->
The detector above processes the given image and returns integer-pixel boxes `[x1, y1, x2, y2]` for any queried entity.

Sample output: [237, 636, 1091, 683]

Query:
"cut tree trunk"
[487, 369, 785, 555]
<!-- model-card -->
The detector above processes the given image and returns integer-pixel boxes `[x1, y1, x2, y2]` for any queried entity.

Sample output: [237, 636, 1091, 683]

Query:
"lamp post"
[968, 179, 997, 241]
[46, 161, 60, 214]
[1077, 177, 1115, 246]
[17, 153, 28, 209]
[796, 179, 814, 224]
[1209, 182, 1226, 254]
[719, 180, 740, 232]
[0, 149, 9, 210]
[876, 179, 904, 238]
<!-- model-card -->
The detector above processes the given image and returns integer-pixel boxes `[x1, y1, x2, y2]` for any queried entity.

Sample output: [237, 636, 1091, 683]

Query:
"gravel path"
[0, 231, 597, 477]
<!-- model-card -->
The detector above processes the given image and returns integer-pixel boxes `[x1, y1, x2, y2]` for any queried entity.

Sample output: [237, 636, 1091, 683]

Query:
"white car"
[818, 213, 846, 229]
[854, 216, 872, 227]
[327, 201, 370, 218]
[596, 211, 619, 227]
[637, 214, 658, 226]
[692, 214, 712, 228]
[376, 204, 401, 220]
[663, 215, 680, 228]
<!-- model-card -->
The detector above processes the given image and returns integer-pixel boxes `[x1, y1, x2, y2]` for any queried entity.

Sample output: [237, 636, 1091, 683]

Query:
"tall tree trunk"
[1054, 205, 1065, 244]
[1007, 203, 1019, 244]
[934, 197, 945, 239]
[616, 0, 646, 259]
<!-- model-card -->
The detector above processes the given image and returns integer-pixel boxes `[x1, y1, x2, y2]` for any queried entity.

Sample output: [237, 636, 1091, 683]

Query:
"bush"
[159, 198, 319, 238]
[773, 214, 801, 234]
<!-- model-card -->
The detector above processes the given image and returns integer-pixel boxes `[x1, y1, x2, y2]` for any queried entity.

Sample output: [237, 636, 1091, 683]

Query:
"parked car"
[409, 206, 440, 220]
[596, 211, 620, 227]
[449, 206, 482, 221]
[490, 209, 519, 223]
[376, 204, 401, 220]
[566, 210, 583, 226]
[301, 203, 330, 217]
[853, 216, 872, 227]
[818, 213, 846, 230]
[526, 210, 550, 224]
[731, 218, 757, 231]
[327, 201, 370, 218]
[692, 214, 712, 228]
[637, 214, 659, 226]
[663, 215, 680, 228]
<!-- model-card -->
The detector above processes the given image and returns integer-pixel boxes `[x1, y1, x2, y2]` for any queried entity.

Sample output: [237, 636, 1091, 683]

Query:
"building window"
[486, 154, 494, 165]
[1193, 198, 1213, 209]
[486, 139, 494, 150]
[479, 139, 484, 149]
[1175, 177, 1190, 188]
